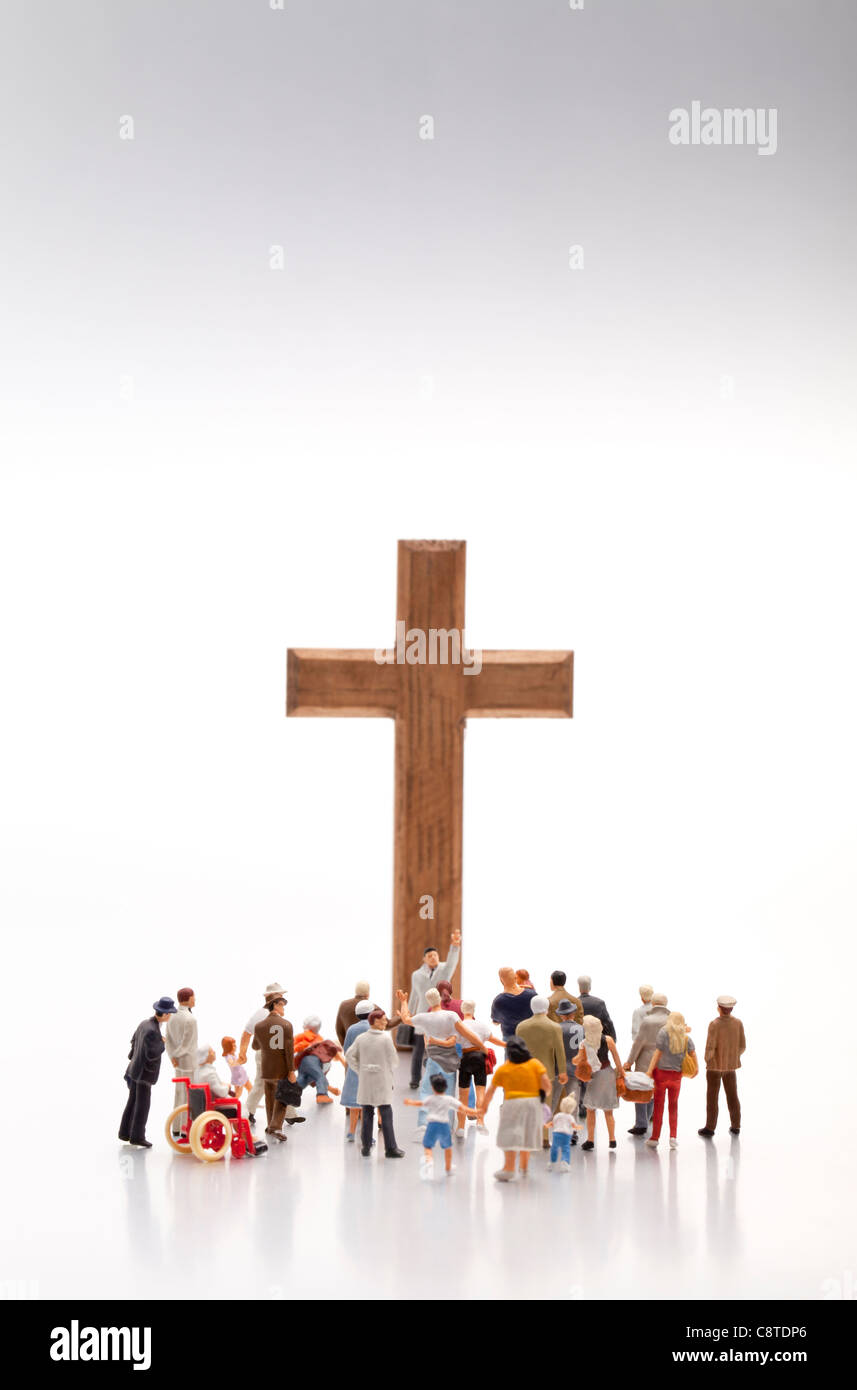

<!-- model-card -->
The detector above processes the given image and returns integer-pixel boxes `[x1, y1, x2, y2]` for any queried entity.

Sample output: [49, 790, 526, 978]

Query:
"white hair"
[425, 987, 442, 1008]
[530, 995, 549, 1014]
[460, 999, 476, 1015]
[302, 1014, 322, 1032]
[578, 974, 592, 994]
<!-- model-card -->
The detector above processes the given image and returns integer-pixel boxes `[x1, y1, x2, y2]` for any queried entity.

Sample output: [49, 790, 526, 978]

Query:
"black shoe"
[609, 1139, 617, 1148]
[248, 1113, 256, 1127]
[542, 1138, 551, 1149]
[118, 1133, 130, 1143]
[628, 1126, 647, 1136]
[129, 1139, 152, 1149]
[385, 1148, 405, 1158]
[361, 1146, 372, 1156]
[409, 1081, 420, 1090]
[581, 1140, 594, 1151]
[698, 1127, 715, 1137]
[285, 1116, 306, 1125]
[570, 1134, 579, 1146]
[729, 1127, 740, 1135]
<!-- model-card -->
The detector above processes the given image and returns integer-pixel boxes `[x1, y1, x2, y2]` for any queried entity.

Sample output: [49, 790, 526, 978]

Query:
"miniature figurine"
[645, 1010, 696, 1150]
[478, 1036, 549, 1182]
[515, 995, 568, 1147]
[455, 999, 505, 1138]
[340, 998, 374, 1141]
[335, 980, 371, 1045]
[236, 982, 289, 1127]
[194, 1044, 230, 1098]
[165, 987, 198, 1139]
[547, 1095, 584, 1171]
[293, 1015, 346, 1104]
[631, 984, 655, 1040]
[437, 979, 463, 1017]
[699, 994, 745, 1138]
[490, 966, 536, 1041]
[251, 993, 297, 1142]
[624, 992, 669, 1135]
[546, 970, 584, 1024]
[344, 1008, 405, 1157]
[404, 1074, 477, 1179]
[553, 998, 584, 1126]
[515, 968, 537, 994]
[119, 996, 176, 1148]
[407, 932, 462, 1087]
[221, 1036, 252, 1105]
[397, 986, 483, 1139]
[576, 976, 617, 1119]
[577, 1015, 625, 1151]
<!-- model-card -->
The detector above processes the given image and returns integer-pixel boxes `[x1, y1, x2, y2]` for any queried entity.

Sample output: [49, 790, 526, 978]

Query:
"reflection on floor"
[9, 1057, 850, 1301]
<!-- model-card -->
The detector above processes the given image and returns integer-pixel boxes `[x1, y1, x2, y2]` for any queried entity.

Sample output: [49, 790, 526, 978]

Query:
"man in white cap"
[237, 982, 304, 1127]
[515, 996, 568, 1147]
[699, 995, 746, 1137]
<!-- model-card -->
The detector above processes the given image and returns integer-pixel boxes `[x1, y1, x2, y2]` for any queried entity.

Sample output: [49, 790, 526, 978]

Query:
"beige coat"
[345, 1027, 398, 1106]
[516, 1014, 567, 1079]
[165, 1005, 198, 1071]
[626, 1006, 670, 1071]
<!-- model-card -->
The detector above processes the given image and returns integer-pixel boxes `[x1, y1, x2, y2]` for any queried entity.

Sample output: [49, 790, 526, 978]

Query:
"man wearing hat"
[237, 982, 304, 1127]
[553, 998, 585, 1124]
[252, 993, 297, 1141]
[165, 987, 198, 1139]
[119, 997, 176, 1148]
[699, 996, 746, 1137]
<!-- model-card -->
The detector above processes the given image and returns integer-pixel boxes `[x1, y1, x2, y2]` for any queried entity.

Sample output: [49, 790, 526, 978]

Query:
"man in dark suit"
[252, 994, 296, 1141]
[119, 997, 177, 1148]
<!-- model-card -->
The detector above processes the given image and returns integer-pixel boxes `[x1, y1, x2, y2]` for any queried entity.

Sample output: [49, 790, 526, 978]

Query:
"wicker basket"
[617, 1073, 654, 1105]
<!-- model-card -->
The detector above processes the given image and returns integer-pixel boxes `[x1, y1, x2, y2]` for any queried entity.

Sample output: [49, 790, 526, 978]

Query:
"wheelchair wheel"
[189, 1110, 233, 1162]
[165, 1105, 192, 1154]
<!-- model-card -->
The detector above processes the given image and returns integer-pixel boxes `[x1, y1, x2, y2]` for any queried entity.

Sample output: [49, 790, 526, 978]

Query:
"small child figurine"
[222, 1036, 252, 1105]
[547, 1095, 583, 1172]
[404, 1074, 477, 1179]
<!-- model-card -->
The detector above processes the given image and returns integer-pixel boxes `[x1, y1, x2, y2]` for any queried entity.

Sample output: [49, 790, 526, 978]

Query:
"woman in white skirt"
[478, 1037, 549, 1182]
[578, 1015, 626, 1151]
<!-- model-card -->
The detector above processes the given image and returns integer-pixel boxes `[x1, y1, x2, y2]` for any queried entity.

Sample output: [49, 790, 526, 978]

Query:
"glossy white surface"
[4, 1050, 852, 1302]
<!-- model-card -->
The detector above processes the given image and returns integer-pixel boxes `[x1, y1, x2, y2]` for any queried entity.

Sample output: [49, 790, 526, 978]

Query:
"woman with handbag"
[478, 1037, 549, 1182]
[645, 1011, 697, 1151]
[576, 1015, 626, 1150]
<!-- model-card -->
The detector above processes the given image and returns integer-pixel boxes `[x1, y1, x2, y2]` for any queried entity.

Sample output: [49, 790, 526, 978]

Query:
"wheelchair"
[165, 1078, 268, 1162]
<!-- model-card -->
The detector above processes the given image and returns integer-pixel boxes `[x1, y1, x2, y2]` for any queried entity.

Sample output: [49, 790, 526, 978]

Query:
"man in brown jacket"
[252, 995, 296, 1141]
[699, 995, 746, 1137]
[335, 981, 371, 1044]
[546, 970, 584, 1024]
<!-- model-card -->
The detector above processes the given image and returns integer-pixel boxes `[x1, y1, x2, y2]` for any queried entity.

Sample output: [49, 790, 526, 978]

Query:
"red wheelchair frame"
[167, 1077, 267, 1161]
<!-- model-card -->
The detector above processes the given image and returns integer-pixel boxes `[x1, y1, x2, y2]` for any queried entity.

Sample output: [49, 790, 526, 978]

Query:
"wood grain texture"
[286, 540, 573, 1004]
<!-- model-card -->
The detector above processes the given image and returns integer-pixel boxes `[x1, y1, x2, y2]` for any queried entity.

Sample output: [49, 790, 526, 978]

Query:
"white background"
[1, 0, 855, 1300]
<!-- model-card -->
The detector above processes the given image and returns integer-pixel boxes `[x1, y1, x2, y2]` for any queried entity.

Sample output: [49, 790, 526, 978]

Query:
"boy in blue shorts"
[404, 1074, 477, 1179]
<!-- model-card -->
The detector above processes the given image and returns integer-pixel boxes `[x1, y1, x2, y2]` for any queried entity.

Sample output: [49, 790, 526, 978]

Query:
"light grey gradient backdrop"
[1, 1, 856, 1298]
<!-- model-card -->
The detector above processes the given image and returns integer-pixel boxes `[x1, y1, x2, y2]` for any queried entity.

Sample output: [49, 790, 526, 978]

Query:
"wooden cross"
[286, 540, 573, 999]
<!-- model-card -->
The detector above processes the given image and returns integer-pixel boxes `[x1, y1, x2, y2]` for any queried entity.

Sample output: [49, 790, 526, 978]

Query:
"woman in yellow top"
[478, 1037, 549, 1182]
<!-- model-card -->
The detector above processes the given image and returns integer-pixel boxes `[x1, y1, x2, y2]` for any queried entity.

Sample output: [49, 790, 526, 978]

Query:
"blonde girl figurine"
[222, 1036, 252, 1105]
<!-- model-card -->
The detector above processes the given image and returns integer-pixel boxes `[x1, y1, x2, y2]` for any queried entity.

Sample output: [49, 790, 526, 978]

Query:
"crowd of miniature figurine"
[120, 935, 746, 1181]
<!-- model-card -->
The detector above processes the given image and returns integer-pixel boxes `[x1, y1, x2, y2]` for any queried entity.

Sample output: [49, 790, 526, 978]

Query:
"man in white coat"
[236, 981, 303, 1128]
[165, 987, 198, 1137]
[407, 931, 461, 1088]
[345, 1009, 405, 1158]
